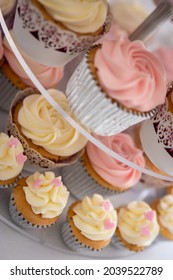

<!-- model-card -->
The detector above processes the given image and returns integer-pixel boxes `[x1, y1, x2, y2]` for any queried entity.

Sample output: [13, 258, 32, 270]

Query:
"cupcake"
[65, 35, 167, 136]
[0, 0, 17, 33]
[62, 194, 117, 251]
[7, 88, 88, 169]
[0, 132, 27, 188]
[1, 31, 64, 90]
[111, 0, 149, 34]
[62, 133, 145, 199]
[13, 0, 111, 67]
[152, 194, 173, 240]
[116, 201, 160, 252]
[9, 171, 69, 228]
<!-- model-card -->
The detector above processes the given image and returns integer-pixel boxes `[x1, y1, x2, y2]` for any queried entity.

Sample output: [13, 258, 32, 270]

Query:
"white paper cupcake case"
[61, 159, 122, 200]
[65, 52, 156, 136]
[61, 221, 100, 252]
[13, 0, 112, 67]
[9, 194, 55, 229]
[0, 174, 22, 189]
[0, 68, 18, 112]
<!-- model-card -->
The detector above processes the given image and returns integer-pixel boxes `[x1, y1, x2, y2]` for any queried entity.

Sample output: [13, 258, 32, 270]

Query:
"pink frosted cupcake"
[1, 31, 64, 90]
[62, 133, 145, 199]
[66, 35, 167, 135]
[154, 46, 173, 83]
[0, 132, 27, 188]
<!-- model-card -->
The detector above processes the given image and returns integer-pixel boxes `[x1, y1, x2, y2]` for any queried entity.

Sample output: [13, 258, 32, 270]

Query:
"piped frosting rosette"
[65, 35, 167, 136]
[116, 201, 159, 251]
[62, 194, 117, 250]
[7, 88, 88, 169]
[23, 172, 69, 219]
[0, 132, 27, 188]
[13, 0, 111, 66]
[62, 133, 145, 198]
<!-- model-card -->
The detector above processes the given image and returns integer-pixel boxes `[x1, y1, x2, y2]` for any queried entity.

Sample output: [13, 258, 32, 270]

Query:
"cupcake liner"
[0, 67, 18, 112]
[111, 234, 127, 250]
[9, 194, 55, 229]
[62, 159, 122, 200]
[13, 0, 112, 67]
[61, 221, 97, 252]
[65, 50, 156, 136]
[0, 173, 22, 189]
[140, 84, 173, 176]
[7, 88, 83, 169]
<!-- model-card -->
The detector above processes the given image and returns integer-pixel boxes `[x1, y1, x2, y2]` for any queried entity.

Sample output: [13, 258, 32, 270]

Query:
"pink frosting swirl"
[86, 133, 145, 189]
[154, 46, 173, 83]
[94, 35, 167, 112]
[3, 32, 63, 88]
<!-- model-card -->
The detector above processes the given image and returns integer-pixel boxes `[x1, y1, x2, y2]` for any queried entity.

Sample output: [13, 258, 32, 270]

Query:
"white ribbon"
[0, 10, 173, 182]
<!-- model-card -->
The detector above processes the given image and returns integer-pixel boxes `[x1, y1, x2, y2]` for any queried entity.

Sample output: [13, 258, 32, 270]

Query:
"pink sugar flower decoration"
[141, 226, 150, 236]
[145, 210, 154, 222]
[102, 201, 112, 212]
[33, 179, 43, 189]
[52, 177, 62, 187]
[104, 219, 115, 230]
[8, 138, 19, 148]
[16, 153, 27, 164]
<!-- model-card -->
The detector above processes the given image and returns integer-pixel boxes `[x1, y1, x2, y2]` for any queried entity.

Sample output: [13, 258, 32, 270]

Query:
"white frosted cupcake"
[116, 201, 160, 252]
[62, 194, 117, 251]
[9, 171, 69, 228]
[7, 88, 88, 169]
[65, 35, 167, 135]
[13, 0, 111, 66]
[62, 133, 145, 199]
[0, 132, 27, 188]
[152, 194, 173, 240]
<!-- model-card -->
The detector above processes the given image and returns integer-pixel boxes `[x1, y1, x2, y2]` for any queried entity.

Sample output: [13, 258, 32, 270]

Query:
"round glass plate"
[0, 179, 166, 259]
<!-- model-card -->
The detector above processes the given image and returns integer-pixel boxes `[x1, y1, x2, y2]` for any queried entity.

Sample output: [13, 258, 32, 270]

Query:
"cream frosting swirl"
[0, 0, 16, 15]
[72, 194, 117, 241]
[3, 32, 63, 88]
[37, 0, 108, 34]
[118, 201, 159, 247]
[111, 0, 149, 34]
[86, 133, 145, 189]
[18, 89, 88, 156]
[23, 172, 69, 218]
[157, 195, 173, 234]
[0, 132, 27, 181]
[94, 35, 167, 112]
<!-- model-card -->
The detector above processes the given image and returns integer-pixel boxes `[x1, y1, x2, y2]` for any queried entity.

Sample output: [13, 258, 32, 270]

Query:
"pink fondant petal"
[144, 210, 154, 222]
[8, 138, 19, 148]
[141, 226, 150, 236]
[52, 177, 62, 187]
[16, 153, 27, 164]
[104, 219, 115, 230]
[33, 179, 43, 189]
[102, 201, 112, 211]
